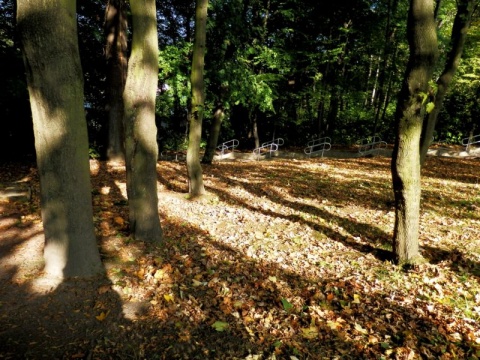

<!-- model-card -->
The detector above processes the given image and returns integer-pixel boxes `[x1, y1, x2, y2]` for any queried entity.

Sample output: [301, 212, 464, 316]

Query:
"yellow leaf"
[354, 322, 368, 335]
[301, 325, 319, 339]
[95, 310, 109, 321]
[327, 320, 341, 330]
[164, 293, 174, 302]
[192, 279, 203, 287]
[154, 269, 164, 279]
[352, 294, 361, 304]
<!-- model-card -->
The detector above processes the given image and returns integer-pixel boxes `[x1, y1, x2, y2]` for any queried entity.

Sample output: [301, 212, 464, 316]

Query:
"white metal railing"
[217, 139, 239, 155]
[304, 137, 331, 157]
[261, 138, 284, 147]
[357, 136, 387, 156]
[462, 134, 480, 151]
[253, 143, 279, 160]
[160, 150, 186, 161]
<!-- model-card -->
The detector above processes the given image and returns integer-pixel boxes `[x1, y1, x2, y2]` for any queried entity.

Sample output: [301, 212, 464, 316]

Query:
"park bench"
[217, 139, 239, 155]
[462, 134, 480, 152]
[357, 136, 387, 156]
[304, 137, 331, 157]
[253, 138, 283, 160]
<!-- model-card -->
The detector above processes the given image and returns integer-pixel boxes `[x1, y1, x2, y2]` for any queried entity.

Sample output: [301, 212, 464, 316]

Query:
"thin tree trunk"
[202, 103, 225, 164]
[391, 0, 438, 265]
[364, 54, 375, 107]
[419, 0, 474, 165]
[373, 0, 399, 135]
[252, 112, 260, 148]
[105, 0, 127, 161]
[17, 0, 103, 278]
[187, 0, 208, 196]
[123, 0, 162, 242]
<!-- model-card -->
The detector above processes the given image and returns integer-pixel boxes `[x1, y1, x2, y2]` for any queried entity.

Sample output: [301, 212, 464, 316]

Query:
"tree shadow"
[1, 159, 479, 358]
[422, 156, 480, 185]
[126, 216, 479, 358]
[196, 161, 394, 262]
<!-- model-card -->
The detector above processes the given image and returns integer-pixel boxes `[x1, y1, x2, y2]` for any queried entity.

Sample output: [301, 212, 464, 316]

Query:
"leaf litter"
[0, 155, 479, 359]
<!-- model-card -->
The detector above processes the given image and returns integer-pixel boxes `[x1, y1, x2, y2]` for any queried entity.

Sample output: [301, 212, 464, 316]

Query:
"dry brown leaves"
[1, 155, 480, 359]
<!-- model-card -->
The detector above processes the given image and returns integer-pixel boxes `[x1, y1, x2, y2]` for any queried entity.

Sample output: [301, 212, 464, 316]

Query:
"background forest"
[0, 0, 479, 159]
[1, 1, 480, 359]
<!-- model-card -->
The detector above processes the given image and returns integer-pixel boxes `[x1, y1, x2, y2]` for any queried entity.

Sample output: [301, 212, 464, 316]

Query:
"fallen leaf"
[212, 321, 229, 332]
[354, 322, 368, 335]
[301, 324, 319, 339]
[95, 310, 110, 321]
[281, 298, 293, 312]
[164, 293, 174, 302]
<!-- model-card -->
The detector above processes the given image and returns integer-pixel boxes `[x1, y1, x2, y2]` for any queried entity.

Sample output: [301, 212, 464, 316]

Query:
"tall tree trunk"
[105, 0, 127, 161]
[373, 0, 399, 136]
[419, 0, 474, 165]
[17, 0, 103, 278]
[391, 0, 438, 265]
[123, 0, 162, 242]
[252, 112, 260, 148]
[202, 103, 225, 164]
[187, 0, 208, 196]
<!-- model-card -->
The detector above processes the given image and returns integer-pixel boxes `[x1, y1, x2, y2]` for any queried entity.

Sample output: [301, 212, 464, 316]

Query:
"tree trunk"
[105, 0, 127, 161]
[187, 0, 208, 196]
[391, 0, 438, 265]
[123, 0, 163, 243]
[419, 0, 474, 165]
[202, 103, 225, 164]
[373, 0, 399, 136]
[17, 0, 103, 278]
[252, 113, 260, 149]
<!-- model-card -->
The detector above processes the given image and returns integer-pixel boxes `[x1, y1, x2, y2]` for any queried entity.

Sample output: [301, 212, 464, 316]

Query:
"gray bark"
[123, 0, 163, 242]
[391, 0, 438, 264]
[17, 0, 103, 278]
[187, 0, 208, 196]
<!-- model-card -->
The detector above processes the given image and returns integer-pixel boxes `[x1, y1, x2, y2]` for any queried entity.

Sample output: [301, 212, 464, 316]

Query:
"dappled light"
[1, 155, 479, 358]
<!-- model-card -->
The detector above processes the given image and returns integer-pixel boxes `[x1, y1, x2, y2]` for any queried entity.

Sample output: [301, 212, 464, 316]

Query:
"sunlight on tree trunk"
[17, 0, 103, 278]
[391, 0, 438, 265]
[187, 0, 208, 196]
[123, 0, 163, 243]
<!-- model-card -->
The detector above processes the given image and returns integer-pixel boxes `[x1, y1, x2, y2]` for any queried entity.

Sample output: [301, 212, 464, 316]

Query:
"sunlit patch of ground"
[0, 154, 479, 359]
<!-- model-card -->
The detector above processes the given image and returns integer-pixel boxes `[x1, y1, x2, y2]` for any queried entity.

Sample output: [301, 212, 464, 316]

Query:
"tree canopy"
[0, 0, 478, 157]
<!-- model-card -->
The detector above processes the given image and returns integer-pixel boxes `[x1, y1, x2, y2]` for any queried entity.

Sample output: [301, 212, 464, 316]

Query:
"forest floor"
[0, 148, 480, 359]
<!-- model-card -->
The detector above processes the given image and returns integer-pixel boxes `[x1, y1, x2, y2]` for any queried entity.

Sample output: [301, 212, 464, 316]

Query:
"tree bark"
[105, 0, 128, 161]
[419, 0, 474, 165]
[187, 0, 208, 196]
[123, 0, 163, 242]
[17, 0, 103, 278]
[391, 0, 438, 265]
[202, 103, 225, 164]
